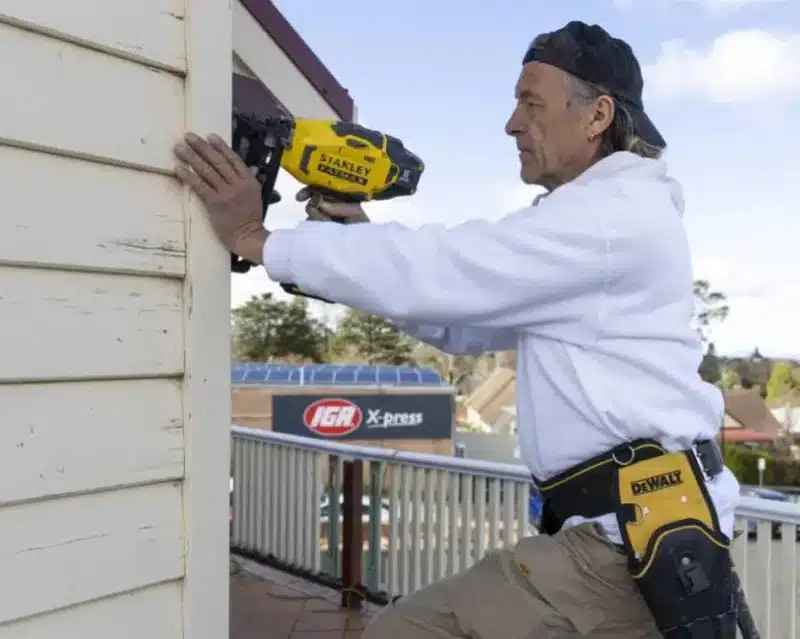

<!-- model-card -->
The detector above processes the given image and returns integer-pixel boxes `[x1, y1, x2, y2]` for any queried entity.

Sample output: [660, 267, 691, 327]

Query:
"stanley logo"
[630, 470, 683, 496]
[317, 152, 371, 186]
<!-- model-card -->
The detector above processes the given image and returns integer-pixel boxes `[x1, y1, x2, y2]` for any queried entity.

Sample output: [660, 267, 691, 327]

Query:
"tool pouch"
[613, 450, 738, 638]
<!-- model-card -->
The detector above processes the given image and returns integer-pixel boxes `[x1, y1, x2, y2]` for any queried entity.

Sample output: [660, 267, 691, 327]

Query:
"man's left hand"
[174, 132, 267, 265]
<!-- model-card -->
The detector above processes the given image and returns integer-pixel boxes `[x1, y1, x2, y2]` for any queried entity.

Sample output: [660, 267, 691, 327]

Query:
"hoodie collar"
[562, 151, 685, 216]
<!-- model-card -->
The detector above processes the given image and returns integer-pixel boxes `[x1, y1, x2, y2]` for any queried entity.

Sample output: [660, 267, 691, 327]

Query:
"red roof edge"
[239, 0, 355, 121]
[233, 73, 286, 117]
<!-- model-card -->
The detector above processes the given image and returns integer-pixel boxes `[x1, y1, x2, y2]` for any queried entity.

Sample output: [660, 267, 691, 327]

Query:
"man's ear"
[587, 94, 615, 139]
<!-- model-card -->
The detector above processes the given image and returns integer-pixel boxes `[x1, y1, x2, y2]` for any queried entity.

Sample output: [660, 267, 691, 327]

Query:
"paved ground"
[230, 557, 380, 639]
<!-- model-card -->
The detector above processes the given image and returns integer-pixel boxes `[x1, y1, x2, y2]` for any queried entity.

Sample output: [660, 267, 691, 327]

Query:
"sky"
[233, 0, 800, 357]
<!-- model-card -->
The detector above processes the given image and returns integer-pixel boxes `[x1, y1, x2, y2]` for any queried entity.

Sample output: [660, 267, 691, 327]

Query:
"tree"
[693, 280, 729, 344]
[718, 367, 742, 391]
[698, 342, 722, 385]
[231, 293, 329, 362]
[733, 348, 772, 394]
[766, 360, 798, 408]
[333, 309, 415, 365]
[414, 345, 477, 394]
[273, 297, 333, 362]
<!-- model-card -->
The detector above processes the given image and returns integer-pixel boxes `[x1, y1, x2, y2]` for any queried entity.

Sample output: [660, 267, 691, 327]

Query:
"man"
[175, 21, 741, 639]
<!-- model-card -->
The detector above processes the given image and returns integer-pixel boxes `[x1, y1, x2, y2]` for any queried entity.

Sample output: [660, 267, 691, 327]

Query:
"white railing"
[230, 427, 800, 638]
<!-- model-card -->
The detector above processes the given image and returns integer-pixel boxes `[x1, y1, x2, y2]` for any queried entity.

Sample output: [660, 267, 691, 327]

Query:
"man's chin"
[520, 167, 541, 186]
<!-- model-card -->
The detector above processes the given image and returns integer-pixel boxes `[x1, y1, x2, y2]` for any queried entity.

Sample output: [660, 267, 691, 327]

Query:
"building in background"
[453, 387, 785, 466]
[723, 389, 781, 445]
[232, 362, 455, 456]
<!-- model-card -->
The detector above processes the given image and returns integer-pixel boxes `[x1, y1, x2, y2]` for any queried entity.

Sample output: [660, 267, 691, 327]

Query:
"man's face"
[505, 61, 607, 190]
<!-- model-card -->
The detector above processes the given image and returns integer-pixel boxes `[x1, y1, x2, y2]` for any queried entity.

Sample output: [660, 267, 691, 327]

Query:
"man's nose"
[505, 107, 523, 137]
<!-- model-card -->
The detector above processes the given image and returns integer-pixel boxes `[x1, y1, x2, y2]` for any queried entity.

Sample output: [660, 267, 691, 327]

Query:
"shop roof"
[231, 362, 446, 387]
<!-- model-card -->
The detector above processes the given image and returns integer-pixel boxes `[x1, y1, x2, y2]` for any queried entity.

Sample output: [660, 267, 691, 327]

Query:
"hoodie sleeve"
[263, 184, 609, 330]
[392, 321, 517, 356]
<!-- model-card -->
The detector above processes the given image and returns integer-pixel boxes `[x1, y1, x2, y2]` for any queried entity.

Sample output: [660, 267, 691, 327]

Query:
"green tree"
[692, 279, 729, 343]
[333, 309, 415, 365]
[698, 342, 722, 385]
[231, 293, 329, 362]
[766, 360, 798, 407]
[734, 348, 772, 394]
[718, 367, 742, 391]
[415, 345, 477, 393]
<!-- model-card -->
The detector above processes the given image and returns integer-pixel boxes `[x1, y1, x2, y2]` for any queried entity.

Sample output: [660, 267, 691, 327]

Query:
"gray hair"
[565, 75, 663, 160]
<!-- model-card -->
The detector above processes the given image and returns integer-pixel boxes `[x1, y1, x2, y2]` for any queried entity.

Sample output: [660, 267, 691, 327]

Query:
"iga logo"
[303, 398, 363, 437]
[365, 409, 423, 428]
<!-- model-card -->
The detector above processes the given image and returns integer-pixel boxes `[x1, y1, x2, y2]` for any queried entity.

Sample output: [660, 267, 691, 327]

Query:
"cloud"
[614, 0, 786, 12]
[698, 0, 785, 9]
[709, 294, 800, 357]
[644, 30, 800, 103]
[692, 255, 800, 357]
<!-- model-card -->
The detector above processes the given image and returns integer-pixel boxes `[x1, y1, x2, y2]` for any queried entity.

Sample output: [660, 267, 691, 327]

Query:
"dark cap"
[523, 21, 665, 149]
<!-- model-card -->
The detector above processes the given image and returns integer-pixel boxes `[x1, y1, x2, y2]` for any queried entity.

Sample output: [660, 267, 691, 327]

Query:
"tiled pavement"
[230, 556, 383, 639]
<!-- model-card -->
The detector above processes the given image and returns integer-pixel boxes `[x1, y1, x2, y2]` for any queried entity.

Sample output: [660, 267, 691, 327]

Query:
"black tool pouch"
[613, 450, 738, 638]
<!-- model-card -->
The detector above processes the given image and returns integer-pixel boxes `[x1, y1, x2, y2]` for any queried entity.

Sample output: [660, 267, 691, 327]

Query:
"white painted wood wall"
[0, 1, 231, 637]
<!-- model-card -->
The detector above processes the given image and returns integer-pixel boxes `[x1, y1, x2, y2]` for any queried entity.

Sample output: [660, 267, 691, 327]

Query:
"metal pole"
[341, 459, 364, 610]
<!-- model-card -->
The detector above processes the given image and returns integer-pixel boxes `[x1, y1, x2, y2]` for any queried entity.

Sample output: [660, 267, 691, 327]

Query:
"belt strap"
[535, 439, 724, 535]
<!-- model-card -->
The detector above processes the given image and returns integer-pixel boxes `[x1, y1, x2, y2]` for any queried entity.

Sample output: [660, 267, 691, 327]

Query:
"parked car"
[529, 488, 543, 532]
[740, 487, 799, 541]
[319, 495, 392, 526]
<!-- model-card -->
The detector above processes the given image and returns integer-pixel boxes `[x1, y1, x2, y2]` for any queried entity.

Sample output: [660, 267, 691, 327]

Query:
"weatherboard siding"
[0, 3, 230, 637]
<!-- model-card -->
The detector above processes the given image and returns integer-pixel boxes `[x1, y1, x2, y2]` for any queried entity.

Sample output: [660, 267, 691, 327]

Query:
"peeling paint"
[110, 239, 185, 258]
[161, 10, 185, 21]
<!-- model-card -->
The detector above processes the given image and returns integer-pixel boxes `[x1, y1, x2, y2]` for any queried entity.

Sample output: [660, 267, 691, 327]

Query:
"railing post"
[341, 459, 364, 610]
[366, 461, 384, 593]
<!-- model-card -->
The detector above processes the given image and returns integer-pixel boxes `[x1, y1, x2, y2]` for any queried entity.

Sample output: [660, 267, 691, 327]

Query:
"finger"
[317, 198, 362, 219]
[175, 164, 216, 201]
[296, 187, 315, 202]
[208, 134, 251, 179]
[174, 141, 227, 191]
[183, 132, 238, 185]
[306, 207, 332, 222]
[305, 200, 331, 220]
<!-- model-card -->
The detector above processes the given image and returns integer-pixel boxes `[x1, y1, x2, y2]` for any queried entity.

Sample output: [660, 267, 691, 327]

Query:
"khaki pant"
[364, 523, 661, 638]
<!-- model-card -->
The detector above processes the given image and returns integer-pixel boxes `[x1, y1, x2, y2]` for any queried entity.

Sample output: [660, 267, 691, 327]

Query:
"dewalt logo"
[316, 152, 371, 186]
[630, 470, 683, 496]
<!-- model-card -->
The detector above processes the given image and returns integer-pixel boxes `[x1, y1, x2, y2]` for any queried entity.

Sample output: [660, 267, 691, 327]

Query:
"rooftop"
[231, 362, 447, 387]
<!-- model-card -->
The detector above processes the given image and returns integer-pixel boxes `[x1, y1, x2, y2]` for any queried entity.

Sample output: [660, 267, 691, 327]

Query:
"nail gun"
[230, 111, 425, 302]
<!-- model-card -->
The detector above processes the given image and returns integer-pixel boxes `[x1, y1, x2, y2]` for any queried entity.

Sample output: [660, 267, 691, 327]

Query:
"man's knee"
[363, 593, 459, 639]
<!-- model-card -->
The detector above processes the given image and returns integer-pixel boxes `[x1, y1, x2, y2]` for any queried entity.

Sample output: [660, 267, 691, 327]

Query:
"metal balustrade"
[230, 426, 800, 638]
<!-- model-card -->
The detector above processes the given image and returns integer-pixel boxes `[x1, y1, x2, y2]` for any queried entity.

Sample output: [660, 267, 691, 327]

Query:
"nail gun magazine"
[230, 111, 425, 302]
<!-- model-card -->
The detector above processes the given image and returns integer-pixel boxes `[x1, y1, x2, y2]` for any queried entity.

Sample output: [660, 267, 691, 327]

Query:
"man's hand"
[297, 187, 371, 224]
[174, 132, 267, 264]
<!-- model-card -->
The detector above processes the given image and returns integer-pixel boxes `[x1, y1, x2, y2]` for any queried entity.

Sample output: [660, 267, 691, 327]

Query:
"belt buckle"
[691, 444, 711, 482]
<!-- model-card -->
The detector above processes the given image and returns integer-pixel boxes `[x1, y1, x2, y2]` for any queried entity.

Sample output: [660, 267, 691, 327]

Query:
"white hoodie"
[263, 151, 740, 542]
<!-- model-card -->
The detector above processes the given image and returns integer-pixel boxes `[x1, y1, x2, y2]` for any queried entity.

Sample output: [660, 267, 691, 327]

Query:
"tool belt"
[535, 439, 738, 638]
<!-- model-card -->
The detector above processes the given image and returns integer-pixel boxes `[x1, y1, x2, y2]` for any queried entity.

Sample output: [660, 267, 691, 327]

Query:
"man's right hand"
[296, 187, 371, 224]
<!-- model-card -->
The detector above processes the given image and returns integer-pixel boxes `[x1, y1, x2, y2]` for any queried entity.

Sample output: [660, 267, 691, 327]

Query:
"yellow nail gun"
[230, 111, 425, 302]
